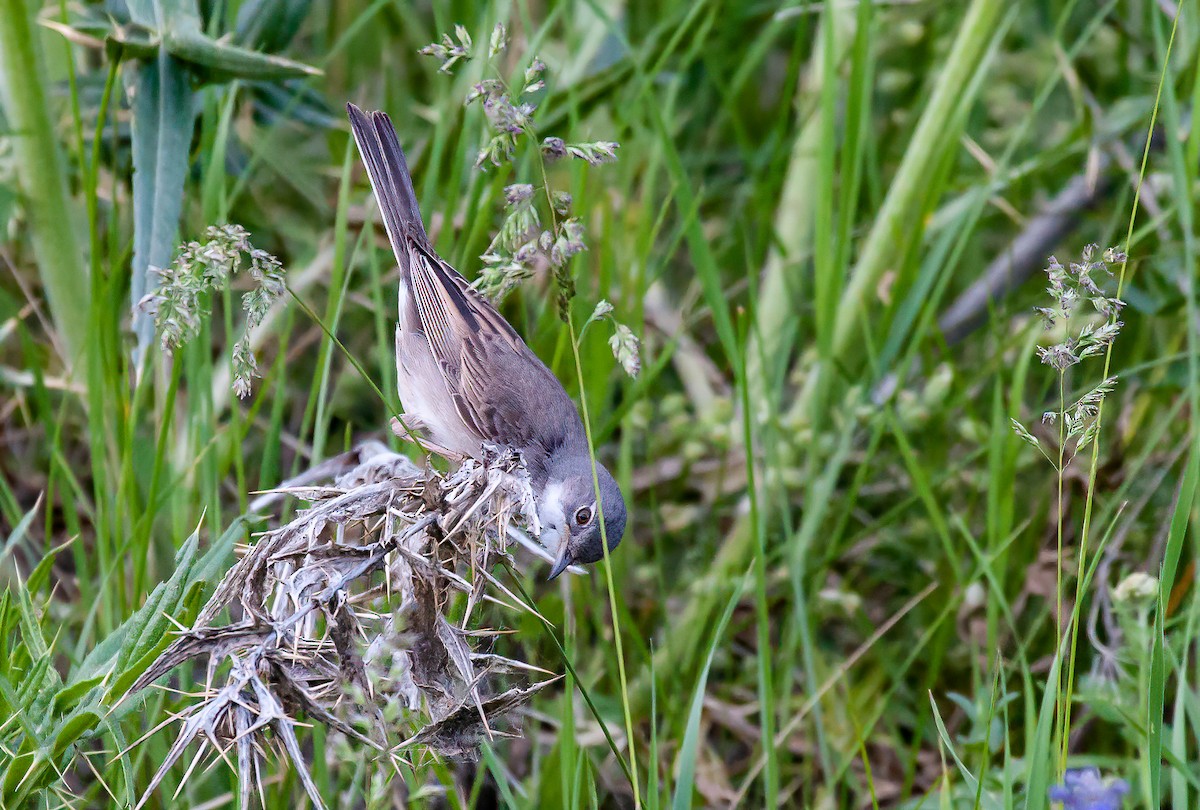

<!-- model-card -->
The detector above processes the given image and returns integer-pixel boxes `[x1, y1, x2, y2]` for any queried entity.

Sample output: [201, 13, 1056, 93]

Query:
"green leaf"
[114, 524, 200, 673]
[125, 48, 192, 360]
[102, 518, 242, 699]
[1, 750, 39, 803]
[107, 579, 207, 702]
[0, 0, 90, 362]
[930, 693, 1004, 810]
[51, 676, 106, 715]
[105, 24, 160, 60]
[130, 0, 319, 82]
[26, 536, 76, 597]
[1150, 442, 1198, 807]
[12, 574, 49, 664]
[164, 24, 321, 82]
[50, 704, 103, 759]
[0, 497, 41, 572]
[235, 0, 311, 53]
[1023, 643, 1064, 810]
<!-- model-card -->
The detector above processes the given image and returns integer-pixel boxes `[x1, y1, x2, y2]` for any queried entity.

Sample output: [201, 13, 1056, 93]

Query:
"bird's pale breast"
[394, 323, 479, 457]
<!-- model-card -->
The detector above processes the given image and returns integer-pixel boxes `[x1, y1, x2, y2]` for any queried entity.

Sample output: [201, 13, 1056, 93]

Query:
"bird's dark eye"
[574, 506, 592, 526]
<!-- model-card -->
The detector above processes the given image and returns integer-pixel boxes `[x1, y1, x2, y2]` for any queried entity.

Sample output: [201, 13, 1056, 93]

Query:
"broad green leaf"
[125, 48, 192, 360]
[164, 18, 319, 82]
[101, 518, 241, 698]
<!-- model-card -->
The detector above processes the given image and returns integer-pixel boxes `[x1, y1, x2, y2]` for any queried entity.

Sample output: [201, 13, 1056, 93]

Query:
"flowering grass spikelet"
[504, 183, 535, 204]
[137, 224, 285, 398]
[565, 141, 620, 165]
[522, 58, 546, 94]
[609, 323, 642, 378]
[587, 299, 641, 378]
[421, 24, 627, 325]
[541, 136, 567, 161]
[1010, 246, 1126, 465]
[488, 22, 507, 58]
[419, 25, 472, 73]
[550, 218, 586, 267]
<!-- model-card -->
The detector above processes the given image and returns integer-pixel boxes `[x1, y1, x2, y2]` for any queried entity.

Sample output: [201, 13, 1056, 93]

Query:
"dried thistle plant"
[421, 21, 640, 376]
[136, 224, 286, 398]
[116, 444, 557, 810]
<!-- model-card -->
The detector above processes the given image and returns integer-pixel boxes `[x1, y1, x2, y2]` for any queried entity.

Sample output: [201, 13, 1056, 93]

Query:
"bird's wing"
[348, 102, 583, 457]
[408, 240, 582, 453]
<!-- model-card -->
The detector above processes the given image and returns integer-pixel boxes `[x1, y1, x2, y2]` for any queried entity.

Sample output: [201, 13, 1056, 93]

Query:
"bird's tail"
[346, 103, 428, 272]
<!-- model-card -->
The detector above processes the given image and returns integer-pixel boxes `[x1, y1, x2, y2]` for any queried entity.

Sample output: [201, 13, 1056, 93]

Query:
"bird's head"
[538, 453, 626, 580]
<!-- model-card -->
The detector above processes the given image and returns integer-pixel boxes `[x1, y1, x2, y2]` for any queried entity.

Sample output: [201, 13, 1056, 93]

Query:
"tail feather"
[346, 103, 428, 272]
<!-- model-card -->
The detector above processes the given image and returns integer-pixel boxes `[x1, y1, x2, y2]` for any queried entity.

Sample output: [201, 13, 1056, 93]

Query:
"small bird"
[347, 103, 625, 579]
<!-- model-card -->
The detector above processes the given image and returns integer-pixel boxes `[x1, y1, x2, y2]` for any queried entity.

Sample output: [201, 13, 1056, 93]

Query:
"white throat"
[537, 481, 568, 555]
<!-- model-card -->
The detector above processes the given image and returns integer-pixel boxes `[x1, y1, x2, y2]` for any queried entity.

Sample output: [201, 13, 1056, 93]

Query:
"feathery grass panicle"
[421, 23, 622, 321]
[137, 224, 285, 398]
[1011, 246, 1126, 465]
[1011, 244, 1128, 778]
[420, 21, 639, 375]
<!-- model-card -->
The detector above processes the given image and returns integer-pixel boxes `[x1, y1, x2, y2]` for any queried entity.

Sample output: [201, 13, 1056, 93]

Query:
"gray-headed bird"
[347, 103, 625, 579]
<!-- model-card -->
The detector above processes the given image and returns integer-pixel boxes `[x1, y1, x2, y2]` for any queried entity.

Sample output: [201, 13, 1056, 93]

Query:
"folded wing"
[347, 104, 585, 460]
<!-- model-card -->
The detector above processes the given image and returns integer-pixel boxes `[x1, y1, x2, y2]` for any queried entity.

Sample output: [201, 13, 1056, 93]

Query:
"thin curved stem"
[567, 312, 641, 807]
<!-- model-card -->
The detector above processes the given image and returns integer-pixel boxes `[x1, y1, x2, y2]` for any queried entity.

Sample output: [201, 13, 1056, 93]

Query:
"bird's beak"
[547, 547, 572, 581]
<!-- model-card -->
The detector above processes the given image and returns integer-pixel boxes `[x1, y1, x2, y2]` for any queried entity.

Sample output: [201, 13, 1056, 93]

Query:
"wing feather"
[349, 104, 584, 459]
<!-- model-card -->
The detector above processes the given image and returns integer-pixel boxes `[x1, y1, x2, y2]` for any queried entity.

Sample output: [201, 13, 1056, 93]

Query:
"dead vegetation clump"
[116, 441, 558, 810]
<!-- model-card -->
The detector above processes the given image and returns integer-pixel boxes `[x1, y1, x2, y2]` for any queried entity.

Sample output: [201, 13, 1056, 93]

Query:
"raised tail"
[346, 103, 428, 272]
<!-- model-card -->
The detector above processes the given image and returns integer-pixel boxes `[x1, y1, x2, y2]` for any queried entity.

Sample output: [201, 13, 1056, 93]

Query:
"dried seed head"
[120, 445, 555, 809]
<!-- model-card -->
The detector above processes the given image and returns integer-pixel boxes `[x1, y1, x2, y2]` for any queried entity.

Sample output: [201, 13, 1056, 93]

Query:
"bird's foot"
[390, 415, 467, 461]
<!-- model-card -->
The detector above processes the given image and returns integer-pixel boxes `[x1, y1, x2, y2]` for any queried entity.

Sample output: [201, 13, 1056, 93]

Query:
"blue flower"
[1049, 767, 1129, 810]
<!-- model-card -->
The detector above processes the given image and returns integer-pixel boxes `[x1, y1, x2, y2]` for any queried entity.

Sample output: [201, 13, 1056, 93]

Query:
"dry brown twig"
[115, 443, 559, 810]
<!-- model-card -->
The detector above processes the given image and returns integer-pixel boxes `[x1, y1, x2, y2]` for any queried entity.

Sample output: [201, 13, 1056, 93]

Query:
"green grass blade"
[672, 572, 745, 810]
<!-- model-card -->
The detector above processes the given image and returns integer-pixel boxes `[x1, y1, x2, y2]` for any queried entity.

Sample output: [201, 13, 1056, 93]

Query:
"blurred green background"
[1, 0, 1197, 807]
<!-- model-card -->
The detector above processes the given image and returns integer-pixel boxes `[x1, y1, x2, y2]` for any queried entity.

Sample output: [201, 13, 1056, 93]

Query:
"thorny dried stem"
[116, 444, 558, 810]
